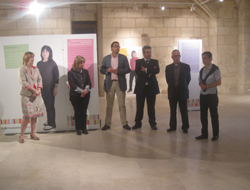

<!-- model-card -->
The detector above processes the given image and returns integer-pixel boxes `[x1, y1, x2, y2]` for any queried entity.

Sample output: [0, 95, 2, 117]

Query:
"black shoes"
[211, 136, 219, 141]
[77, 130, 82, 135]
[132, 125, 141, 130]
[102, 125, 110, 131]
[167, 128, 176, 132]
[182, 129, 188, 133]
[123, 124, 131, 130]
[151, 125, 157, 130]
[195, 135, 208, 140]
[82, 129, 88, 135]
[127, 90, 132, 93]
[196, 135, 219, 141]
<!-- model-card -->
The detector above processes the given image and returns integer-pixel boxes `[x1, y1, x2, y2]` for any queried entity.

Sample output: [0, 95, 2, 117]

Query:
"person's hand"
[32, 93, 37, 97]
[81, 90, 88, 97]
[53, 87, 58, 96]
[112, 69, 118, 74]
[200, 84, 207, 90]
[108, 68, 113, 73]
[35, 90, 40, 96]
[141, 66, 146, 72]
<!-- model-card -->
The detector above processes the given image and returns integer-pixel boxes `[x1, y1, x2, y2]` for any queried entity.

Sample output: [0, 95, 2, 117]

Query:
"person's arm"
[187, 65, 191, 85]
[100, 56, 111, 75]
[135, 60, 146, 77]
[147, 60, 160, 75]
[19, 67, 38, 96]
[117, 56, 130, 75]
[52, 65, 59, 96]
[165, 66, 169, 84]
[205, 79, 221, 89]
[68, 71, 82, 92]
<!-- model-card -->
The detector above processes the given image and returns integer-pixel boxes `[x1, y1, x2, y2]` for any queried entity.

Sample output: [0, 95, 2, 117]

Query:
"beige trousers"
[105, 81, 128, 127]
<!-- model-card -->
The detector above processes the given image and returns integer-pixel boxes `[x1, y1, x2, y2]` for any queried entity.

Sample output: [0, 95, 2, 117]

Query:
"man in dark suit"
[100, 41, 131, 130]
[165, 50, 191, 133]
[132, 46, 160, 130]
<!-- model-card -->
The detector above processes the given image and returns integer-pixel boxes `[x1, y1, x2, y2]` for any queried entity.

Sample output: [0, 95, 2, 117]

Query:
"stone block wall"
[101, 7, 209, 93]
[238, 0, 250, 94]
[209, 0, 238, 94]
[0, 6, 71, 36]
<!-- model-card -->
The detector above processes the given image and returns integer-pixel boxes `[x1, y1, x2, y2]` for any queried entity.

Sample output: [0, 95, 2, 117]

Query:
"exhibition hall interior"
[0, 0, 250, 189]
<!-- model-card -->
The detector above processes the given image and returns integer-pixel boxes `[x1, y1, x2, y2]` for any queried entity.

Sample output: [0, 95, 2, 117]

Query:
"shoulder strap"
[200, 64, 218, 85]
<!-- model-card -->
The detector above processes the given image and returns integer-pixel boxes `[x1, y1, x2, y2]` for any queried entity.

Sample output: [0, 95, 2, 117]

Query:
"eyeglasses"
[112, 46, 120, 48]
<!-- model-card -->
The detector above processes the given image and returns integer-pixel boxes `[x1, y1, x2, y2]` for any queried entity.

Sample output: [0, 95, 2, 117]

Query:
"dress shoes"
[132, 125, 141, 130]
[182, 129, 188, 133]
[195, 135, 208, 140]
[30, 134, 40, 140]
[123, 124, 131, 130]
[127, 90, 132, 93]
[102, 125, 110, 131]
[211, 136, 219, 141]
[151, 125, 158, 130]
[167, 128, 176, 132]
[82, 129, 88, 135]
[77, 130, 82, 135]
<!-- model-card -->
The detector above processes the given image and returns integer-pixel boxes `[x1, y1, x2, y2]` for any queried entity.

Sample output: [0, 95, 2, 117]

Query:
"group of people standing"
[18, 47, 91, 142]
[18, 40, 221, 143]
[100, 41, 221, 141]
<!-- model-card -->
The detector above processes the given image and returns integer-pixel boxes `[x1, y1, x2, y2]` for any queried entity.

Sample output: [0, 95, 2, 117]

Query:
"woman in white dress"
[18, 52, 43, 143]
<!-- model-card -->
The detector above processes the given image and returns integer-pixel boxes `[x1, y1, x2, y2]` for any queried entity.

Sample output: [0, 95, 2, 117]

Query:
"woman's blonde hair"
[72, 56, 85, 71]
[23, 52, 34, 66]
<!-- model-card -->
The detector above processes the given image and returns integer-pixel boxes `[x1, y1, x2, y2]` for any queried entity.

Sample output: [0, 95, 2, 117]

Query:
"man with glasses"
[165, 50, 191, 133]
[100, 41, 131, 130]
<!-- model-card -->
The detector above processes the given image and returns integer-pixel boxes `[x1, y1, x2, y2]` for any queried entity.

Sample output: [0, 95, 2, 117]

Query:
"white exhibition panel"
[0, 34, 100, 134]
[178, 39, 203, 111]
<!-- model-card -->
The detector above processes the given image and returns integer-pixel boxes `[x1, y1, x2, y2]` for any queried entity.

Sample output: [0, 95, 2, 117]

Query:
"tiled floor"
[0, 94, 250, 190]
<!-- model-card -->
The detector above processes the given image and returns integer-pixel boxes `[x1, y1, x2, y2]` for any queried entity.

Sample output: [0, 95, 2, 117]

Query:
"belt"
[112, 79, 118, 81]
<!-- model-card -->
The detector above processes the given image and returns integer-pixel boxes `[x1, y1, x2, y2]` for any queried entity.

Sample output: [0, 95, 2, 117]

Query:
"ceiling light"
[27, 0, 46, 17]
[219, 0, 224, 2]
[190, 4, 195, 11]
[133, 3, 138, 10]
[161, 6, 165, 10]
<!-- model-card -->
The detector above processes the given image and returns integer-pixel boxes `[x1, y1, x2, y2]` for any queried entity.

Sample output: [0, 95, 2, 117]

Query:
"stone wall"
[238, 0, 250, 94]
[0, 0, 249, 95]
[101, 6, 209, 93]
[0, 5, 71, 36]
[211, 0, 238, 94]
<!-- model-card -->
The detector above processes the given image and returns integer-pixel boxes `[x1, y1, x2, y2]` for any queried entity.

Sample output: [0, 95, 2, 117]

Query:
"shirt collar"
[112, 53, 119, 58]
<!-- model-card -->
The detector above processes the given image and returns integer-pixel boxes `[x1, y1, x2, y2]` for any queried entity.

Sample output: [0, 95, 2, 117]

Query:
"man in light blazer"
[100, 41, 131, 130]
[165, 49, 191, 133]
[132, 46, 160, 130]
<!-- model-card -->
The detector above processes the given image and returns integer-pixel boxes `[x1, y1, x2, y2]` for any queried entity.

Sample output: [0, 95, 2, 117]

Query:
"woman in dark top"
[37, 45, 59, 131]
[68, 56, 91, 135]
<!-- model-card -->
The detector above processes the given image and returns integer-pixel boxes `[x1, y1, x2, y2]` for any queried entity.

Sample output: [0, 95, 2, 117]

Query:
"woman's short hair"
[23, 52, 34, 66]
[72, 56, 85, 71]
[40, 45, 53, 61]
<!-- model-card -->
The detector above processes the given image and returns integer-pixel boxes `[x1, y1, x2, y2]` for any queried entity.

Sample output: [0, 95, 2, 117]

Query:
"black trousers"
[200, 94, 219, 137]
[169, 89, 189, 130]
[41, 86, 56, 127]
[70, 93, 90, 131]
[129, 70, 137, 91]
[135, 86, 156, 127]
